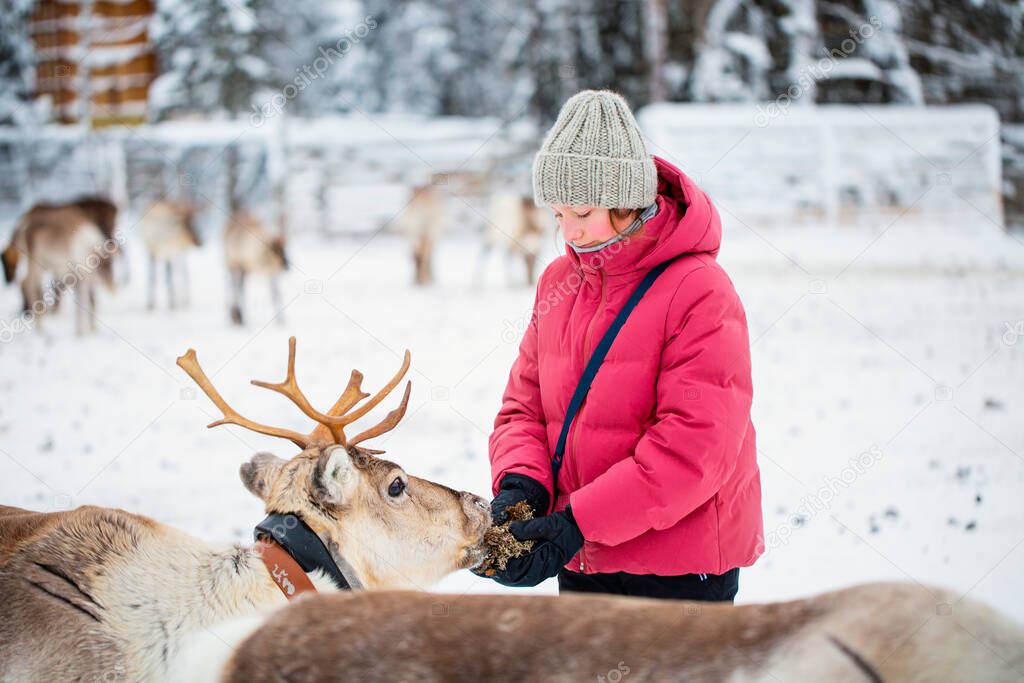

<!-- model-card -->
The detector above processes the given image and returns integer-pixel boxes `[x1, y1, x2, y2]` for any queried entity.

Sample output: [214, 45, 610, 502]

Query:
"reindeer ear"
[240, 452, 286, 500]
[315, 446, 358, 505]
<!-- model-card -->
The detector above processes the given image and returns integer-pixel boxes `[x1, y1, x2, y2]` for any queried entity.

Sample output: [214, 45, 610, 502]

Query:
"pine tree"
[0, 0, 36, 125]
[150, 0, 324, 119]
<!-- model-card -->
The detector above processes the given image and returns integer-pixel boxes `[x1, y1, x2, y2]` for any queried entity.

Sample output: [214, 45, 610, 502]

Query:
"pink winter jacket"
[489, 155, 764, 576]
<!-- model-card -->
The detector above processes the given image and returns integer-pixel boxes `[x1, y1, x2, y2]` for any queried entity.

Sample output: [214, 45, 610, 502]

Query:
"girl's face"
[551, 205, 636, 249]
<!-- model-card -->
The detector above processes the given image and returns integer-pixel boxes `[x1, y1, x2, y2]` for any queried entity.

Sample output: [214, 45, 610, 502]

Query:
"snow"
[722, 32, 772, 72]
[826, 57, 884, 81]
[1, 207, 1022, 621]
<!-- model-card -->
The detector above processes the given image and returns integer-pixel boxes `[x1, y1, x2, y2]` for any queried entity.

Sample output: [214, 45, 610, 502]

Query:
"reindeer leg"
[425, 238, 434, 284]
[73, 285, 85, 337]
[229, 268, 244, 326]
[270, 275, 284, 325]
[50, 278, 62, 313]
[181, 255, 191, 307]
[524, 253, 537, 286]
[473, 242, 492, 286]
[147, 254, 156, 311]
[510, 249, 522, 288]
[87, 281, 97, 333]
[21, 266, 45, 333]
[165, 259, 176, 309]
[412, 243, 424, 286]
[414, 235, 433, 286]
[19, 277, 32, 315]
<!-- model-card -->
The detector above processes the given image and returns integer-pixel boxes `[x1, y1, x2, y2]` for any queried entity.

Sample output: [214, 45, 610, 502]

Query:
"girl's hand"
[488, 507, 584, 587]
[490, 473, 549, 524]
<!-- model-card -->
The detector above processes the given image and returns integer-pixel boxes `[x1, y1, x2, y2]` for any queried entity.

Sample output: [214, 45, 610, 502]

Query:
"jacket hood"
[567, 155, 722, 277]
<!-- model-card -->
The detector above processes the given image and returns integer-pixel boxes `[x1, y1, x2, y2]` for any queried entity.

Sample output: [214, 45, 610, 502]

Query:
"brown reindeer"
[2, 196, 119, 334]
[478, 191, 547, 286]
[0, 338, 490, 683]
[189, 582, 1024, 682]
[398, 184, 446, 286]
[137, 200, 202, 310]
[224, 210, 288, 325]
[3, 196, 118, 284]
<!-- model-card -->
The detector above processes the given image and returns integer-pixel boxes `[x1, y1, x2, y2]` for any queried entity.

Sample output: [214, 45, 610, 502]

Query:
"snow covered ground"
[1, 210, 1023, 624]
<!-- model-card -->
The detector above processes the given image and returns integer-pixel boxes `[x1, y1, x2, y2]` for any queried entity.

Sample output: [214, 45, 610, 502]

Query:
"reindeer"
[137, 200, 202, 310]
[224, 210, 288, 325]
[183, 581, 1024, 682]
[478, 191, 547, 286]
[398, 183, 446, 286]
[0, 338, 491, 683]
[3, 195, 119, 287]
[2, 196, 119, 334]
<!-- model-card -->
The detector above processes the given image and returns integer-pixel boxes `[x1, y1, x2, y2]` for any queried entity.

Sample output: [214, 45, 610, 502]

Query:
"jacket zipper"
[570, 269, 606, 573]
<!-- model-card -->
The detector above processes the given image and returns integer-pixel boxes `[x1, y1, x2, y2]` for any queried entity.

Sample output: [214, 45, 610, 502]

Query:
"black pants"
[557, 567, 740, 602]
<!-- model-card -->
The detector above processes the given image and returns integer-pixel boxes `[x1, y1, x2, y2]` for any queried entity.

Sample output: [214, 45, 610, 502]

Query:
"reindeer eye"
[387, 477, 406, 497]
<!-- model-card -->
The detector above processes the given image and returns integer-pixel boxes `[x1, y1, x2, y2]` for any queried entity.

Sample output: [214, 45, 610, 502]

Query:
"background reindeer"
[478, 191, 547, 286]
[2, 196, 119, 334]
[0, 338, 490, 683]
[193, 581, 1024, 682]
[137, 200, 202, 310]
[398, 183, 446, 286]
[224, 209, 288, 325]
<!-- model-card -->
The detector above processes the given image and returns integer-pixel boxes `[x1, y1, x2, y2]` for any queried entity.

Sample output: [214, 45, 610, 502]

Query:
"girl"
[478, 90, 763, 602]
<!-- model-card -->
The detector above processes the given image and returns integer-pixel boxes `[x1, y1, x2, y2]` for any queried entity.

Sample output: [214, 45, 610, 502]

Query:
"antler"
[250, 337, 350, 444]
[308, 348, 411, 445]
[176, 348, 314, 449]
[176, 337, 413, 451]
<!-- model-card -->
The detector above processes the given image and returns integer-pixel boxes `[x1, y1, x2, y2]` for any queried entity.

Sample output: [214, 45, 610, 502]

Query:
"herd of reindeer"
[1, 194, 1022, 680]
[0, 186, 546, 335]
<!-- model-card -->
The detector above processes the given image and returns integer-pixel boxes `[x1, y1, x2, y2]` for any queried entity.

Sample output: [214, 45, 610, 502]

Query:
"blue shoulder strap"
[551, 258, 676, 489]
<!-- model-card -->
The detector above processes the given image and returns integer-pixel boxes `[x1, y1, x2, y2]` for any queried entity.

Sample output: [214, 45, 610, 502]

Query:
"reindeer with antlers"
[0, 338, 490, 683]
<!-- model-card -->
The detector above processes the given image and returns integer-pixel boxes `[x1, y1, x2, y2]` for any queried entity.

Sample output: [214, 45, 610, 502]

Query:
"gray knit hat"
[532, 89, 657, 209]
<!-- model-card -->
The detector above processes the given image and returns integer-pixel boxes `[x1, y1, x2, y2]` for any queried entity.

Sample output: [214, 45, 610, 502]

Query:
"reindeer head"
[180, 203, 203, 248]
[267, 235, 288, 272]
[72, 196, 118, 241]
[2, 242, 18, 284]
[177, 338, 490, 589]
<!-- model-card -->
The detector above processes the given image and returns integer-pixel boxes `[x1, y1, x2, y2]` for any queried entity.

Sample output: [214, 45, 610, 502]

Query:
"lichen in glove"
[478, 500, 535, 575]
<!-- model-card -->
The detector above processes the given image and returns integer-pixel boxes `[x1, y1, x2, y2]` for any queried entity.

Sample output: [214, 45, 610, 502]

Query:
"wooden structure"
[30, 0, 156, 127]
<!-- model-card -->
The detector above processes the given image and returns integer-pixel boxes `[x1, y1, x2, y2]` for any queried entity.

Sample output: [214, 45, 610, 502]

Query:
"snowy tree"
[325, 0, 533, 119]
[690, 0, 773, 102]
[150, 0, 325, 119]
[285, 1, 382, 115]
[0, 0, 36, 125]
[645, 0, 670, 102]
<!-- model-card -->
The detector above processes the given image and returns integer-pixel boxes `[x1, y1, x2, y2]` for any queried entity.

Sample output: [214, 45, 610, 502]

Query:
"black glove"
[488, 506, 585, 588]
[490, 473, 550, 525]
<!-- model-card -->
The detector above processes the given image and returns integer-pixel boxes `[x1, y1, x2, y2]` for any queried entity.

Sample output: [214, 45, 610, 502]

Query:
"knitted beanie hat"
[532, 89, 657, 209]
